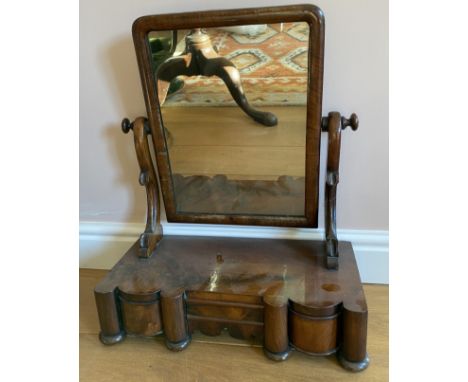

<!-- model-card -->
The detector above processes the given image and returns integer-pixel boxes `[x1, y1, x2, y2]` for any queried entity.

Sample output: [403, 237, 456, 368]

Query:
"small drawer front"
[288, 308, 339, 355]
[187, 315, 264, 341]
[120, 298, 162, 336]
[187, 298, 263, 323]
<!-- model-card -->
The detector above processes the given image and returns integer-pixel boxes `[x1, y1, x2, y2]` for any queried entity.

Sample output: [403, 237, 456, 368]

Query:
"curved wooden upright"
[121, 117, 163, 258]
[321, 112, 359, 269]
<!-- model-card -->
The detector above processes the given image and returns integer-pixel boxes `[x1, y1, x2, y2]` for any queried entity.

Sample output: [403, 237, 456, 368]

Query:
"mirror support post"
[122, 117, 163, 258]
[321, 112, 359, 269]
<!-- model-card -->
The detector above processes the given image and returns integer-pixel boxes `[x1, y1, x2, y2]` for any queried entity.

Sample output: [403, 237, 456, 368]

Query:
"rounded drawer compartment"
[119, 290, 162, 336]
[288, 306, 340, 355]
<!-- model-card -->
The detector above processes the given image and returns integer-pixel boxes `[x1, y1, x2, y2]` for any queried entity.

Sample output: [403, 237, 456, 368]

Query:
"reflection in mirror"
[148, 22, 309, 217]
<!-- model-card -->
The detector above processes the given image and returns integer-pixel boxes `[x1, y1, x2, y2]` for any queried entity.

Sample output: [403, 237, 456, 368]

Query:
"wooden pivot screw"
[341, 113, 359, 131]
[122, 117, 151, 134]
[121, 118, 133, 133]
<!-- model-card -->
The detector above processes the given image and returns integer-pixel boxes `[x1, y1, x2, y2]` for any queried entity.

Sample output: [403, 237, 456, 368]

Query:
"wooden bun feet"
[161, 290, 191, 351]
[99, 331, 126, 345]
[263, 297, 291, 361]
[337, 351, 370, 372]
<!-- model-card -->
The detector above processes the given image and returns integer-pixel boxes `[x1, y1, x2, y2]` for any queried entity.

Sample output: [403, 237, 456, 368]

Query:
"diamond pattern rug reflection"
[164, 23, 309, 107]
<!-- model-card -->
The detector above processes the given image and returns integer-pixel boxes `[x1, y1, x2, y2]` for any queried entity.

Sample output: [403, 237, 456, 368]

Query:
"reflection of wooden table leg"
[156, 29, 278, 127]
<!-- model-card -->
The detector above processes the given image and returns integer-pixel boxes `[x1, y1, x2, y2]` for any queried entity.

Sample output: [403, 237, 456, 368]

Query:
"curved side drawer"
[288, 308, 340, 355]
[119, 290, 162, 336]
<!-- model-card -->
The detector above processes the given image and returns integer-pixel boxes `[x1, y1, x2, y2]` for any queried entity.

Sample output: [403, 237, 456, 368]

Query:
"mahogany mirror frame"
[132, 4, 324, 228]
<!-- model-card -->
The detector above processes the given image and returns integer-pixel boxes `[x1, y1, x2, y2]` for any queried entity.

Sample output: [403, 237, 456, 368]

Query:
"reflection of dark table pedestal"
[95, 237, 369, 372]
[156, 29, 278, 126]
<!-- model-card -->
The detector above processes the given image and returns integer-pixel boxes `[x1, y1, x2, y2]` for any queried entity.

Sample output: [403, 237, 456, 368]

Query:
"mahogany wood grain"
[84, 270, 388, 381]
[94, 289, 125, 345]
[161, 290, 190, 350]
[187, 299, 263, 323]
[120, 292, 162, 336]
[321, 112, 359, 269]
[121, 117, 163, 258]
[341, 307, 368, 367]
[288, 309, 339, 355]
[263, 296, 291, 361]
[94, 235, 369, 370]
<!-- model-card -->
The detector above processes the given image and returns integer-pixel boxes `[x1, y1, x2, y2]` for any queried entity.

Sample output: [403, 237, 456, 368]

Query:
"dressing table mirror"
[95, 4, 369, 372]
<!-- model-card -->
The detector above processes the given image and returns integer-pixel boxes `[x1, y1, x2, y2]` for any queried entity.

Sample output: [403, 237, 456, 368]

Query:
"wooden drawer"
[119, 291, 162, 336]
[288, 306, 340, 355]
[187, 298, 263, 322]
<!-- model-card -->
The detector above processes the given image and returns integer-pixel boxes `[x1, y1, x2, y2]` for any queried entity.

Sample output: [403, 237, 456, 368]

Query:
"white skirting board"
[79, 221, 389, 284]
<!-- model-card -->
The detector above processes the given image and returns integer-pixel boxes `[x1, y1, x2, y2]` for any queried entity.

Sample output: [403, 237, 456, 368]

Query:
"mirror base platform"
[94, 235, 369, 372]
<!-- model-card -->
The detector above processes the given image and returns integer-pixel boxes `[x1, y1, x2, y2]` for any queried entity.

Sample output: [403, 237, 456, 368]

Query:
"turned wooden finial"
[121, 118, 133, 134]
[341, 113, 359, 131]
[322, 113, 359, 132]
[122, 117, 151, 134]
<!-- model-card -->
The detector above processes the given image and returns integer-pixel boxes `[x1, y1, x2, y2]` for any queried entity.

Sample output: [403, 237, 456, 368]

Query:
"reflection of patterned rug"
[165, 23, 309, 107]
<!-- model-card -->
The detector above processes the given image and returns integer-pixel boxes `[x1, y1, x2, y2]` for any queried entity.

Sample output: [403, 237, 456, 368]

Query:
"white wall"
[80, 0, 388, 282]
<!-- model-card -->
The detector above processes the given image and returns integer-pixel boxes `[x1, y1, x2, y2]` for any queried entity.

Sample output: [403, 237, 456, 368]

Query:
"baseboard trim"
[79, 221, 388, 284]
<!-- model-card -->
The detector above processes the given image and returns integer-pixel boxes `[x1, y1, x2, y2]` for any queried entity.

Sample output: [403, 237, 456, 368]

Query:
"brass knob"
[341, 113, 359, 131]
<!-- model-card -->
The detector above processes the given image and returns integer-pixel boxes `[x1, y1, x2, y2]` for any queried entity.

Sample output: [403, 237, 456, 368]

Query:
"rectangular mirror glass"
[148, 22, 309, 217]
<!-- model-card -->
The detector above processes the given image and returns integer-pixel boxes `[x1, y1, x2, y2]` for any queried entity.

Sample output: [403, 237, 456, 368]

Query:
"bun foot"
[165, 336, 191, 351]
[99, 331, 126, 345]
[264, 347, 292, 361]
[337, 350, 370, 372]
